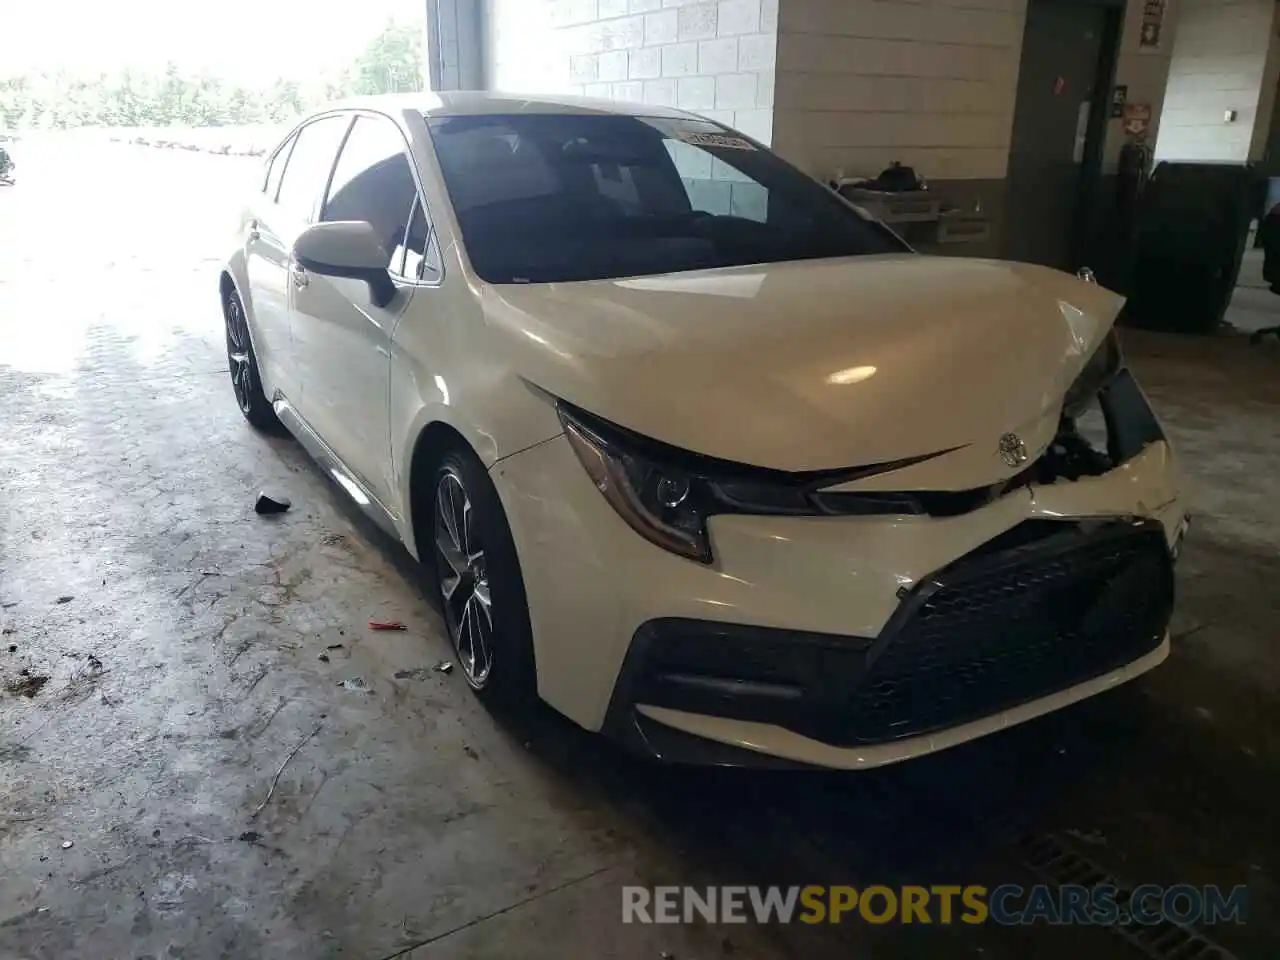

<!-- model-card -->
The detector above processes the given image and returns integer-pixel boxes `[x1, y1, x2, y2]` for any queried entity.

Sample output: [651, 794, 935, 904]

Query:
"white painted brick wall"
[718, 0, 762, 36]
[630, 46, 663, 78]
[485, 0, 779, 143]
[645, 9, 680, 44]
[772, 0, 1029, 180]
[716, 72, 759, 109]
[484, 0, 1178, 184]
[678, 75, 718, 109]
[1154, 0, 1278, 163]
[663, 42, 701, 76]
[678, 3, 720, 40]
[699, 37, 739, 74]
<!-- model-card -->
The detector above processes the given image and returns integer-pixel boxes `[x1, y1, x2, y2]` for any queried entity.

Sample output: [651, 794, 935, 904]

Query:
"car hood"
[481, 255, 1125, 473]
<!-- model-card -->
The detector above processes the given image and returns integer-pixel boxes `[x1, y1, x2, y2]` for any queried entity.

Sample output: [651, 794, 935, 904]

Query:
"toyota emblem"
[998, 433, 1029, 468]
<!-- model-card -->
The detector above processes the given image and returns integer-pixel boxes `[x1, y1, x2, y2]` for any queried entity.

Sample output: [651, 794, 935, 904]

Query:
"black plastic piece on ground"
[254, 492, 291, 515]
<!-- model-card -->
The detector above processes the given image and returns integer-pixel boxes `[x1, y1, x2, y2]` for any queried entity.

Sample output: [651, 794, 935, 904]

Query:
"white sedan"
[220, 92, 1187, 769]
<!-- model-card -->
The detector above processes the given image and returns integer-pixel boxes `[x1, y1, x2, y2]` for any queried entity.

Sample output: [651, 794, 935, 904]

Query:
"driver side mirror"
[294, 221, 397, 308]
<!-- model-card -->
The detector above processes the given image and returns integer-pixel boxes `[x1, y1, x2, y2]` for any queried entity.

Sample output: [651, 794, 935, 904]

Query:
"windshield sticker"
[674, 131, 757, 151]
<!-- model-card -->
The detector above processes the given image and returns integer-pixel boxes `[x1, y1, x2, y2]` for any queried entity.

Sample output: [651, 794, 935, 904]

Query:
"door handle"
[290, 261, 309, 289]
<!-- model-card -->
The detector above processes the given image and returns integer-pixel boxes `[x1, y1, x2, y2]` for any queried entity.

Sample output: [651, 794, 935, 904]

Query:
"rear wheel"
[429, 447, 537, 710]
[223, 287, 279, 432]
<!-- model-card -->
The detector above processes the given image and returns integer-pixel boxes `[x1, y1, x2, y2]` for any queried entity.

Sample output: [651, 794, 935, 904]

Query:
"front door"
[290, 113, 422, 513]
[1005, 0, 1112, 270]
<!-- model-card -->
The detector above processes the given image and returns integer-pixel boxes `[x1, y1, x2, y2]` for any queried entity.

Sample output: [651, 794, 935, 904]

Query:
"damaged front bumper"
[491, 361, 1186, 770]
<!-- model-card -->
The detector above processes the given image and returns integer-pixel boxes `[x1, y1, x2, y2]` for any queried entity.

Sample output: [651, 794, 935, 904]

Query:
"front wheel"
[223, 287, 280, 432]
[429, 448, 538, 711]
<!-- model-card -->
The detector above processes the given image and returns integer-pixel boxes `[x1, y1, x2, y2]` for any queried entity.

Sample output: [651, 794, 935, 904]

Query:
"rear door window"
[275, 115, 351, 223]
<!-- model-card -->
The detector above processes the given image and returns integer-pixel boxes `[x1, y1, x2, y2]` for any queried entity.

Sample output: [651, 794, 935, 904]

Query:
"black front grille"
[822, 518, 1174, 744]
[609, 519, 1176, 756]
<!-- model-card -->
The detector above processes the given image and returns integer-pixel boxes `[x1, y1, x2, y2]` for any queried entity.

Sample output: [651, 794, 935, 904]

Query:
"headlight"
[560, 409, 714, 563]
[558, 405, 812, 564]
[1063, 329, 1123, 419]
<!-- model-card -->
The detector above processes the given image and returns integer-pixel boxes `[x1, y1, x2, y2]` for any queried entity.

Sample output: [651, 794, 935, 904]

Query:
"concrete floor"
[1, 139, 1278, 960]
[1229, 248, 1280, 337]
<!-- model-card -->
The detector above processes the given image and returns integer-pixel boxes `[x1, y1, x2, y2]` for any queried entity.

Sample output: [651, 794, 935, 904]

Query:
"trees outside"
[0, 19, 424, 130]
[349, 20, 425, 96]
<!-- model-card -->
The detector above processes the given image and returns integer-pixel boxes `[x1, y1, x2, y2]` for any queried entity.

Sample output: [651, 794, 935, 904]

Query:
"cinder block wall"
[768, 0, 1028, 258]
[1154, 0, 1280, 162]
[770, 0, 1027, 181]
[484, 0, 780, 144]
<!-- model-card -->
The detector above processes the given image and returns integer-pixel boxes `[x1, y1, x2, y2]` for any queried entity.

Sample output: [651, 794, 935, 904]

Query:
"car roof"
[326, 90, 704, 122]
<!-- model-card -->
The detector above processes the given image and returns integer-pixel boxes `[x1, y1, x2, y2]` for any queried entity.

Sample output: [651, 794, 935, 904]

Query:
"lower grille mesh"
[828, 520, 1174, 744]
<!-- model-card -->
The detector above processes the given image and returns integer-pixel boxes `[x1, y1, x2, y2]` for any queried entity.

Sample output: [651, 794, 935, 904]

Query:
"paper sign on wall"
[1111, 84, 1128, 118]
[1140, 0, 1166, 51]
[1123, 103, 1153, 138]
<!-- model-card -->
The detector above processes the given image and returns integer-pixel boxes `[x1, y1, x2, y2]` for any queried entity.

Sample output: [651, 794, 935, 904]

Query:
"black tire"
[223, 286, 280, 432]
[427, 446, 538, 712]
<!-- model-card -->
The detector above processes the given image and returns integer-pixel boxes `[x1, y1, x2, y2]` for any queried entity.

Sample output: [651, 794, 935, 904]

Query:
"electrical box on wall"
[1225, 109, 1238, 122]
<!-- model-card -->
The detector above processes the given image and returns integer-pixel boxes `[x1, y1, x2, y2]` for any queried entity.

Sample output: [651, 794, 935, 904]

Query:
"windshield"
[425, 113, 906, 284]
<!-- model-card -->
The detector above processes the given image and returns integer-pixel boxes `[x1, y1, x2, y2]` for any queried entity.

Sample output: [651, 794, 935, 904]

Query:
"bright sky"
[1, 0, 424, 85]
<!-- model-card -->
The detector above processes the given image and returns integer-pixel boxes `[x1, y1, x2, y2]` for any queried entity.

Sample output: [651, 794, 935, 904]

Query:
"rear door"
[290, 112, 430, 511]
[248, 114, 351, 404]
[243, 132, 297, 398]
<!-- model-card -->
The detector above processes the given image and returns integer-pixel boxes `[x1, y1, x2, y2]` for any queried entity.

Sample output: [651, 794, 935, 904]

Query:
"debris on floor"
[254, 492, 292, 515]
[337, 677, 369, 692]
[318, 654, 330, 663]
[394, 667, 430, 680]
[250, 720, 323, 819]
[463, 745, 478, 760]
[7, 644, 16, 653]
[238, 831, 261, 843]
[326, 643, 344, 650]
[434, 661, 453, 675]
[2, 627, 14, 635]
[60, 840, 73, 850]
[368, 620, 406, 631]
[5, 671, 50, 698]
[56, 595, 74, 604]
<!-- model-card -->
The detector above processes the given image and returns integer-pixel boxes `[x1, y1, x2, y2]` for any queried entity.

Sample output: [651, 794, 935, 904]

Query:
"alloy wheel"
[224, 295, 254, 416]
[433, 468, 494, 688]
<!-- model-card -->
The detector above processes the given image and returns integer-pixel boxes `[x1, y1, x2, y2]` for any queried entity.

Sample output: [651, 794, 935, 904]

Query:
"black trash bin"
[1122, 161, 1255, 335]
